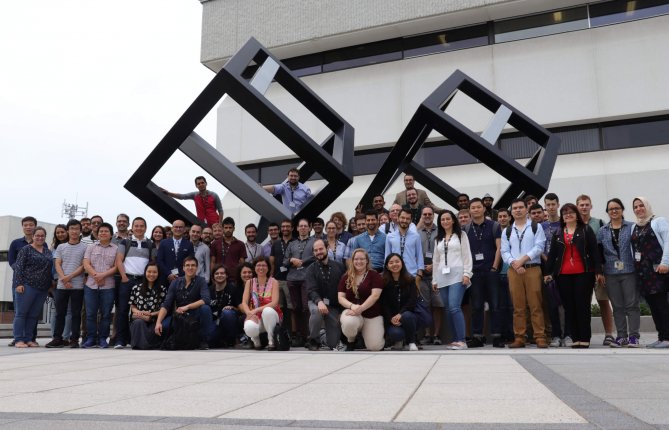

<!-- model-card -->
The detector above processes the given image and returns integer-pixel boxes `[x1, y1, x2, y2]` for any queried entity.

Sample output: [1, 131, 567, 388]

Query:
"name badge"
[635, 252, 641, 262]
[614, 261, 624, 270]
[442, 266, 451, 274]
[289, 201, 296, 208]
[475, 253, 484, 261]
[171, 268, 179, 276]
[425, 252, 433, 259]
[280, 266, 288, 273]
[323, 298, 330, 306]
[297, 266, 304, 270]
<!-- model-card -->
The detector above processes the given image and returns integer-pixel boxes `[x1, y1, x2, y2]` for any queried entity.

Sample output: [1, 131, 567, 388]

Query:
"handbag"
[161, 311, 201, 350]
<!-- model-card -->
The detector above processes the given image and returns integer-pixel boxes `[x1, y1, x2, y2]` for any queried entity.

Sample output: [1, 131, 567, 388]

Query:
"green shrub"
[591, 303, 601, 317]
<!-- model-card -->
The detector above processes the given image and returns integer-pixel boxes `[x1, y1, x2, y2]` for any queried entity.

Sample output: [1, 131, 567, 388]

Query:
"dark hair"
[606, 198, 625, 216]
[252, 256, 270, 269]
[312, 217, 324, 225]
[382, 253, 414, 286]
[457, 193, 469, 200]
[281, 218, 293, 227]
[288, 167, 299, 175]
[364, 209, 378, 218]
[268, 222, 279, 229]
[529, 203, 543, 212]
[80, 217, 91, 223]
[236, 261, 255, 286]
[497, 208, 510, 216]
[211, 264, 228, 286]
[140, 262, 161, 296]
[544, 192, 559, 203]
[222, 217, 235, 227]
[151, 225, 166, 241]
[399, 208, 413, 218]
[354, 213, 366, 221]
[511, 198, 526, 208]
[373, 194, 385, 201]
[421, 206, 434, 215]
[194, 175, 206, 184]
[66, 219, 81, 229]
[524, 195, 537, 204]
[468, 197, 483, 207]
[132, 217, 146, 227]
[116, 213, 130, 222]
[98, 222, 114, 235]
[183, 256, 198, 267]
[21, 216, 37, 225]
[91, 215, 103, 222]
[436, 210, 462, 242]
[559, 203, 585, 228]
[244, 223, 257, 232]
[51, 224, 68, 249]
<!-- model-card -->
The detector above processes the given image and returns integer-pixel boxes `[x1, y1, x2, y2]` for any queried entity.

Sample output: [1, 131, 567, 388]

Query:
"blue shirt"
[465, 219, 501, 273]
[350, 231, 386, 269]
[501, 220, 546, 266]
[273, 181, 311, 215]
[597, 220, 635, 275]
[385, 229, 424, 276]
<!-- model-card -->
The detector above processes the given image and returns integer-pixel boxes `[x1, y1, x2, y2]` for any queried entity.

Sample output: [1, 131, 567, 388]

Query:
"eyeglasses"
[562, 211, 577, 216]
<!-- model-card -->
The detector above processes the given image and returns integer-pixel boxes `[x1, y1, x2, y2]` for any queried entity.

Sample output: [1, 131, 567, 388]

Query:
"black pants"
[558, 272, 594, 343]
[55, 289, 84, 341]
[645, 292, 669, 341]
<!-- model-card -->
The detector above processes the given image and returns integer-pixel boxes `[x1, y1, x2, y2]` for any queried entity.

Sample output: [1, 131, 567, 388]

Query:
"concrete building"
[198, 0, 669, 225]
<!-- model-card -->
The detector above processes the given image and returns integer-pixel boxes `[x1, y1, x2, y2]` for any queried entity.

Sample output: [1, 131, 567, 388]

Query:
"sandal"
[27, 341, 39, 347]
[15, 342, 28, 348]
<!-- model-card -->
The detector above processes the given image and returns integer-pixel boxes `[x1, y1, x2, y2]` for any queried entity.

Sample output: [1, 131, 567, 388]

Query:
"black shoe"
[344, 341, 355, 352]
[467, 336, 485, 348]
[492, 337, 505, 348]
[268, 345, 277, 351]
[307, 339, 319, 351]
[45, 338, 65, 348]
[199, 342, 209, 350]
[69, 340, 80, 349]
[291, 334, 305, 348]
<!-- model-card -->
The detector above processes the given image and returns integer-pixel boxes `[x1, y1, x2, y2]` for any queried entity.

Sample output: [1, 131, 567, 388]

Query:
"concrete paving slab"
[0, 419, 181, 430]
[0, 393, 115, 414]
[604, 399, 669, 425]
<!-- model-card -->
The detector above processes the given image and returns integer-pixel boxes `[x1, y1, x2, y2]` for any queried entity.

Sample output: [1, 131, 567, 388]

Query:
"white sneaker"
[654, 340, 669, 349]
[646, 340, 661, 348]
[549, 337, 560, 348]
[562, 336, 574, 347]
[409, 343, 418, 351]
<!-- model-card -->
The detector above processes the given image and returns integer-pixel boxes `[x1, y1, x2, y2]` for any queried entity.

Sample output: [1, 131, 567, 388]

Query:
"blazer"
[156, 238, 195, 281]
[393, 188, 441, 212]
[544, 224, 601, 278]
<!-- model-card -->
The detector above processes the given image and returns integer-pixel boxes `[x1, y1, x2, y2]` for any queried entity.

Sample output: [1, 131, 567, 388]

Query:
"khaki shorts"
[419, 278, 444, 308]
[594, 281, 609, 301]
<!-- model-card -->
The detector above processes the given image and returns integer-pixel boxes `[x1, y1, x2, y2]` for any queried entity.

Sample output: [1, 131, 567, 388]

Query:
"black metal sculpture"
[125, 37, 354, 230]
[359, 69, 560, 210]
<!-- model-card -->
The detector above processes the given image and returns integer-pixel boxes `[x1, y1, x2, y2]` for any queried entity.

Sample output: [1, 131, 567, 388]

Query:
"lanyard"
[471, 222, 484, 241]
[423, 229, 433, 253]
[564, 228, 575, 266]
[297, 238, 308, 259]
[399, 234, 407, 257]
[246, 243, 259, 260]
[631, 222, 652, 254]
[513, 224, 529, 254]
[609, 223, 621, 259]
[442, 234, 452, 266]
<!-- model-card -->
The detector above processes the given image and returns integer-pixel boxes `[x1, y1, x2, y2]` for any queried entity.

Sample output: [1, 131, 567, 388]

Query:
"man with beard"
[201, 226, 214, 246]
[304, 239, 346, 350]
[457, 193, 470, 210]
[244, 223, 265, 262]
[311, 218, 325, 241]
[262, 222, 280, 257]
[482, 194, 498, 221]
[393, 174, 440, 211]
[349, 210, 386, 272]
[189, 224, 210, 284]
[262, 167, 311, 216]
[372, 194, 389, 216]
[270, 219, 294, 329]
[80, 218, 94, 245]
[385, 209, 425, 279]
[161, 176, 223, 226]
[210, 217, 247, 276]
[402, 188, 424, 225]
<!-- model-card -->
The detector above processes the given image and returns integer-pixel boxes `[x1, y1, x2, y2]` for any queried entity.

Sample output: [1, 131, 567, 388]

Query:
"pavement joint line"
[513, 355, 657, 430]
[390, 354, 440, 422]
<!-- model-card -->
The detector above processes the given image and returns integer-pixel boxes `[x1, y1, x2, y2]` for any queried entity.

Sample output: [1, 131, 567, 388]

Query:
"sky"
[1, 1, 220, 229]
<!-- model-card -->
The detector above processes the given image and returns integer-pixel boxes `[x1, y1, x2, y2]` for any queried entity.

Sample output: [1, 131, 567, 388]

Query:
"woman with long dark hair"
[544, 203, 601, 348]
[210, 265, 242, 347]
[431, 210, 472, 350]
[630, 197, 669, 348]
[128, 262, 166, 349]
[240, 257, 282, 350]
[381, 253, 418, 351]
[151, 225, 166, 250]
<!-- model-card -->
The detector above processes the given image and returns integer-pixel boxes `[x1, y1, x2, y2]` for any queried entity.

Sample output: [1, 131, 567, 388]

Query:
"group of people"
[8, 171, 669, 351]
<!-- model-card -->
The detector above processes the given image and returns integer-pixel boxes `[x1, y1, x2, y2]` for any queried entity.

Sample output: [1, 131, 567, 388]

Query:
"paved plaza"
[0, 334, 667, 429]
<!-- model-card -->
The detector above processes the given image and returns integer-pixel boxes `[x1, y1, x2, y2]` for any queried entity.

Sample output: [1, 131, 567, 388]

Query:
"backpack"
[273, 323, 291, 351]
[160, 312, 201, 350]
[505, 221, 538, 241]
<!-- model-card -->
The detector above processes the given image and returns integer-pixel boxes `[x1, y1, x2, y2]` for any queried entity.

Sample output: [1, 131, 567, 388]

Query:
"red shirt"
[338, 270, 384, 318]
[560, 231, 585, 275]
[210, 238, 247, 275]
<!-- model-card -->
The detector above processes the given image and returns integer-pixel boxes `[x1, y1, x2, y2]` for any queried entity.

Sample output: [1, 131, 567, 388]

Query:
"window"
[323, 39, 402, 72]
[403, 24, 489, 58]
[0, 251, 8, 262]
[494, 6, 588, 43]
[590, 0, 669, 27]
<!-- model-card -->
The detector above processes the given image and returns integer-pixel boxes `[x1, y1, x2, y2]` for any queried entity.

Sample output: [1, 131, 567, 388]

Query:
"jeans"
[13, 285, 48, 343]
[470, 271, 501, 337]
[54, 289, 83, 341]
[162, 305, 214, 343]
[84, 286, 115, 342]
[114, 280, 134, 345]
[216, 309, 240, 344]
[439, 282, 466, 343]
[386, 311, 418, 344]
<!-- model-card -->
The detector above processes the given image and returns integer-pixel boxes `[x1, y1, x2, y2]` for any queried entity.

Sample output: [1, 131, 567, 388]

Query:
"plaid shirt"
[84, 242, 118, 289]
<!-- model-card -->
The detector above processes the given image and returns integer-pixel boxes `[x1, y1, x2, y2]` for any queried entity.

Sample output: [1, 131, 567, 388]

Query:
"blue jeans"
[216, 309, 240, 344]
[162, 305, 214, 342]
[13, 285, 48, 343]
[115, 280, 134, 345]
[470, 271, 501, 337]
[84, 286, 115, 342]
[386, 311, 418, 344]
[439, 282, 466, 342]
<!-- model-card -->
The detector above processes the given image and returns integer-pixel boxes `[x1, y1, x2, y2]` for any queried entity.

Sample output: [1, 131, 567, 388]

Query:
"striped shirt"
[84, 242, 118, 290]
[54, 242, 87, 289]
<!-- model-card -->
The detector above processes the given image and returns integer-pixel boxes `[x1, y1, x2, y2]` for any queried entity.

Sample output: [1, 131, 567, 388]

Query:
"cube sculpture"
[125, 37, 354, 230]
[360, 69, 560, 210]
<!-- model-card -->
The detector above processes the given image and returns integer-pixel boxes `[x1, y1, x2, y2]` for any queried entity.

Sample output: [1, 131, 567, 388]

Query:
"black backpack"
[273, 323, 291, 351]
[161, 312, 201, 350]
[505, 221, 538, 240]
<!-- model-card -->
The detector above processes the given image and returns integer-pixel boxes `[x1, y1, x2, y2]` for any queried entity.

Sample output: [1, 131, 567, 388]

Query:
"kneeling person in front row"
[304, 239, 346, 350]
[240, 257, 283, 350]
[154, 256, 213, 350]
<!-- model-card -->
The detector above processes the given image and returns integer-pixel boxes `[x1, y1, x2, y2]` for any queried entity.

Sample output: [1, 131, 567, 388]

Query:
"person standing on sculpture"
[161, 176, 224, 226]
[262, 167, 312, 216]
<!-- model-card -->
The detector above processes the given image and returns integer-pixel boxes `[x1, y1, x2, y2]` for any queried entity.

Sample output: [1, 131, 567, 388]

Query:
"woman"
[49, 224, 70, 340]
[236, 262, 254, 287]
[338, 248, 385, 351]
[630, 197, 669, 348]
[240, 257, 282, 350]
[151, 225, 166, 250]
[431, 210, 472, 350]
[324, 221, 346, 263]
[210, 265, 242, 347]
[128, 262, 166, 349]
[544, 203, 601, 348]
[330, 212, 352, 244]
[13, 227, 53, 348]
[51, 224, 68, 250]
[381, 254, 418, 351]
[597, 198, 640, 347]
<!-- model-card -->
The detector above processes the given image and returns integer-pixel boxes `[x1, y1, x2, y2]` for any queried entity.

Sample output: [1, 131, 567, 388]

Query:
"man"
[90, 215, 103, 241]
[115, 217, 155, 348]
[372, 194, 389, 216]
[46, 219, 87, 349]
[283, 219, 316, 346]
[8, 216, 36, 347]
[304, 239, 346, 351]
[497, 208, 511, 229]
[402, 188, 424, 225]
[576, 194, 615, 345]
[458, 209, 471, 226]
[80, 218, 94, 245]
[456, 193, 470, 210]
[344, 215, 368, 260]
[209, 217, 247, 276]
[482, 194, 498, 220]
[349, 210, 386, 272]
[466, 198, 503, 348]
[244, 223, 265, 262]
[393, 174, 440, 211]
[262, 222, 280, 257]
[542, 193, 568, 347]
[311, 218, 325, 241]
[380, 203, 417, 235]
[201, 227, 214, 246]
[524, 195, 538, 208]
[157, 220, 195, 286]
[155, 256, 212, 350]
[529, 203, 545, 224]
[270, 219, 294, 329]
[189, 224, 210, 284]
[112, 213, 130, 245]
[262, 167, 312, 216]
[501, 199, 547, 348]
[417, 206, 443, 345]
[211, 222, 223, 241]
[162, 176, 223, 226]
[385, 208, 425, 278]
[82, 223, 118, 348]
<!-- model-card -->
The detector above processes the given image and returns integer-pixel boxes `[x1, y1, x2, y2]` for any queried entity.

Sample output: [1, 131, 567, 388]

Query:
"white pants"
[340, 313, 385, 351]
[244, 307, 279, 346]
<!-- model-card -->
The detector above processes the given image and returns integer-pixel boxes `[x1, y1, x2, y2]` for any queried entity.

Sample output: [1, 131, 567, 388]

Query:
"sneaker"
[8, 340, 15, 347]
[467, 336, 485, 348]
[610, 336, 628, 348]
[307, 339, 320, 351]
[562, 336, 574, 347]
[492, 337, 506, 348]
[45, 338, 65, 348]
[448, 341, 468, 350]
[432, 336, 442, 345]
[99, 339, 109, 349]
[628, 335, 640, 348]
[419, 336, 433, 345]
[654, 340, 669, 349]
[69, 340, 80, 349]
[409, 343, 418, 351]
[113, 343, 125, 350]
[199, 342, 209, 350]
[646, 340, 661, 348]
[549, 337, 560, 348]
[603, 334, 616, 346]
[82, 339, 97, 349]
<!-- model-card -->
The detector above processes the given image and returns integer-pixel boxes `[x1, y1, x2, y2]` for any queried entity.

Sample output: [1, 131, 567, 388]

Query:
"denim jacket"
[597, 220, 635, 275]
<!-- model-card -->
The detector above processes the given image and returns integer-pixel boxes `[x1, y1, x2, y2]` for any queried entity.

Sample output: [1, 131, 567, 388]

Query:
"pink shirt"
[84, 242, 118, 289]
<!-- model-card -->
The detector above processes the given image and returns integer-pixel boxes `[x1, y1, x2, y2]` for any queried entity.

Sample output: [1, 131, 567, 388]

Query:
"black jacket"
[304, 259, 346, 307]
[544, 224, 601, 278]
[381, 277, 417, 323]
